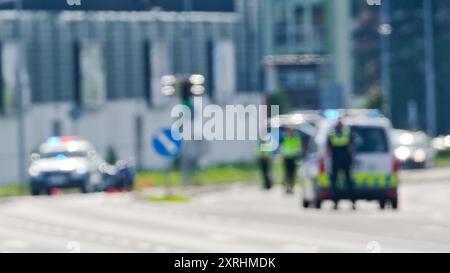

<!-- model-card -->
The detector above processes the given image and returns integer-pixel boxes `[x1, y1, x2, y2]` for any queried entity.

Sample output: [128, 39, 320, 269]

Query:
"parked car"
[392, 130, 436, 169]
[28, 136, 134, 195]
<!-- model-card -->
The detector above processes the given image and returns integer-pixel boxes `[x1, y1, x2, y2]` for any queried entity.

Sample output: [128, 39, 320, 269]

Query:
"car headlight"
[395, 146, 411, 161]
[413, 149, 427, 163]
[28, 166, 41, 177]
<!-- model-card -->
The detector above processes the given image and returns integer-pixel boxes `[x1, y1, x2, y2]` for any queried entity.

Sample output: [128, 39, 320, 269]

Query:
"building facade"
[260, 0, 353, 111]
[0, 10, 265, 184]
[0, 0, 235, 12]
[352, 0, 450, 135]
[388, 0, 450, 135]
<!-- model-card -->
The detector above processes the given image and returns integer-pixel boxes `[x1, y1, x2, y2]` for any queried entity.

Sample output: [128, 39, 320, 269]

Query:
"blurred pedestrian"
[281, 127, 303, 194]
[327, 118, 356, 210]
[258, 137, 273, 190]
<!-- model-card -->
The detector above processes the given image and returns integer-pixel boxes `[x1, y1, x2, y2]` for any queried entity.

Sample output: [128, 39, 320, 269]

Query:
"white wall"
[0, 93, 265, 185]
[0, 117, 19, 183]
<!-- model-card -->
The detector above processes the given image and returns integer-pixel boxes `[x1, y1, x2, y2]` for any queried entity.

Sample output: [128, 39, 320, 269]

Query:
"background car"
[432, 135, 450, 152]
[29, 136, 112, 195]
[392, 130, 436, 169]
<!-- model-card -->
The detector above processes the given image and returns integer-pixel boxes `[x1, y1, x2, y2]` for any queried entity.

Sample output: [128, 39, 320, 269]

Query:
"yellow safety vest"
[281, 135, 302, 158]
[329, 128, 351, 147]
[259, 140, 272, 157]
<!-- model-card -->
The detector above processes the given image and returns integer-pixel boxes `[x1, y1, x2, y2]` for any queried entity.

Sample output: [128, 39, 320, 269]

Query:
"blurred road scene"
[1, 168, 450, 253]
[1, 0, 450, 253]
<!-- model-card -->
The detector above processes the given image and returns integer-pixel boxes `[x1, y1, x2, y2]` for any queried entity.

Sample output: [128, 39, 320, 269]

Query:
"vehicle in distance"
[392, 129, 435, 169]
[28, 136, 131, 195]
[300, 111, 399, 210]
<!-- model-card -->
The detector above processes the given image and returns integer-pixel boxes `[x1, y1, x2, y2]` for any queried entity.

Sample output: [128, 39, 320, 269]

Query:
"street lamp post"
[161, 74, 205, 187]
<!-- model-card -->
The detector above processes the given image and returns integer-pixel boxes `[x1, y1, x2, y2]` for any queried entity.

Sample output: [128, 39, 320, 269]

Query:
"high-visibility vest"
[281, 135, 302, 158]
[258, 139, 272, 158]
[329, 128, 351, 147]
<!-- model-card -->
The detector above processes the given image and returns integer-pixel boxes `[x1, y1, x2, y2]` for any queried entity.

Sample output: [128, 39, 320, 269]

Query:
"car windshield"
[40, 151, 88, 159]
[352, 126, 389, 153]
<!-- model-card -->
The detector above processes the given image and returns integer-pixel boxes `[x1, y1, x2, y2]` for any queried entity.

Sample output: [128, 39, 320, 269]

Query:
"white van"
[300, 113, 400, 210]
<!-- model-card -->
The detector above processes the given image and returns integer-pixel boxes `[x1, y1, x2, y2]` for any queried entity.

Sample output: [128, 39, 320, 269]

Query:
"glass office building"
[261, 0, 353, 110]
[0, 10, 240, 112]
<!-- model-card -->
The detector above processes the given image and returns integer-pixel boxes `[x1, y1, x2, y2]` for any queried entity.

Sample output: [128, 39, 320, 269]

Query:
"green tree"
[364, 86, 384, 111]
[268, 88, 289, 115]
[106, 145, 118, 165]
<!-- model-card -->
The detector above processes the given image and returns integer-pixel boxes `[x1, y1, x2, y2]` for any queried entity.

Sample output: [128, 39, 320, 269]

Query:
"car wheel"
[302, 199, 310, 209]
[379, 199, 386, 210]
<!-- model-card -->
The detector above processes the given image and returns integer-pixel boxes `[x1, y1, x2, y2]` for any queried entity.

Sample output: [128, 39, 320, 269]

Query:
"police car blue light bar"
[323, 110, 341, 120]
[323, 109, 385, 119]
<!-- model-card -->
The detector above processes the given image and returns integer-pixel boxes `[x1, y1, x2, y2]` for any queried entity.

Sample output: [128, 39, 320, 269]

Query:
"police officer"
[258, 137, 273, 190]
[327, 118, 355, 210]
[281, 127, 303, 194]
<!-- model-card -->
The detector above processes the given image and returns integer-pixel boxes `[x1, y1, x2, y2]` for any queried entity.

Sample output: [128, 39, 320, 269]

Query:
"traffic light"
[160, 74, 205, 110]
[188, 74, 205, 96]
[160, 75, 177, 96]
[180, 78, 193, 110]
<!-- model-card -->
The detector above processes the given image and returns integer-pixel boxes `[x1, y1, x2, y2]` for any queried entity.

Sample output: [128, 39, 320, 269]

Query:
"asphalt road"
[0, 168, 450, 253]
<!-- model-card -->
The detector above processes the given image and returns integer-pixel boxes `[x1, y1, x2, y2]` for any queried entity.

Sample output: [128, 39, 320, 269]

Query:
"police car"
[29, 136, 108, 195]
[300, 110, 399, 210]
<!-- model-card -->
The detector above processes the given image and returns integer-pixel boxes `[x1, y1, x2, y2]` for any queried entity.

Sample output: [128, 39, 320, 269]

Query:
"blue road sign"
[152, 128, 182, 158]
